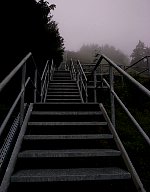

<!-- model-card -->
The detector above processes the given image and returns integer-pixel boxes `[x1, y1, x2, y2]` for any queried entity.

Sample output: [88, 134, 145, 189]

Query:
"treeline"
[66, 40, 150, 68]
[0, 0, 64, 81]
[66, 44, 129, 67]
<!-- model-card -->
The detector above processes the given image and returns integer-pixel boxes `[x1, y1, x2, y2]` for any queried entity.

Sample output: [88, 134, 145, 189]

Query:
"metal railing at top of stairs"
[125, 56, 150, 75]
[0, 52, 52, 178]
[88, 54, 150, 146]
[41, 59, 54, 102]
[69, 59, 88, 103]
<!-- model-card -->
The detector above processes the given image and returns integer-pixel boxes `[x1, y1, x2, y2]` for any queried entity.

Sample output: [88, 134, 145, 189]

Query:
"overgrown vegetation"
[113, 75, 150, 191]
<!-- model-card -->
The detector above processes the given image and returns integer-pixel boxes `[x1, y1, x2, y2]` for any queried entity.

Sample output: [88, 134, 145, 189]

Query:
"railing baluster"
[109, 65, 115, 127]
[34, 69, 37, 103]
[94, 70, 97, 103]
[20, 63, 26, 126]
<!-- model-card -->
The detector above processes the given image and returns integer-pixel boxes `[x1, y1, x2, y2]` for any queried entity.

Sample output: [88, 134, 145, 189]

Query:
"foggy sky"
[48, 0, 150, 56]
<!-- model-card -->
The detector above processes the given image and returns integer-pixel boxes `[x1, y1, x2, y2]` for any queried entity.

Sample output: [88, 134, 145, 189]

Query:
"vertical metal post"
[20, 63, 26, 126]
[34, 69, 37, 103]
[41, 80, 43, 102]
[48, 63, 50, 83]
[94, 70, 97, 103]
[85, 83, 88, 103]
[109, 65, 115, 127]
[147, 56, 150, 74]
[80, 73, 83, 97]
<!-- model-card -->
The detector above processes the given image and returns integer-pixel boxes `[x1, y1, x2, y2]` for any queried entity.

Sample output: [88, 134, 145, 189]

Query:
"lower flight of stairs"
[3, 68, 137, 192]
[7, 103, 137, 192]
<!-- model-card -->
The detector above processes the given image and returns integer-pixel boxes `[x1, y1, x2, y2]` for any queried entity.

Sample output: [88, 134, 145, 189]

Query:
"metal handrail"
[89, 54, 150, 146]
[70, 59, 76, 80]
[125, 56, 150, 71]
[76, 60, 88, 102]
[0, 78, 30, 138]
[92, 54, 150, 98]
[41, 60, 51, 102]
[0, 53, 52, 185]
[0, 52, 32, 93]
[103, 78, 150, 145]
[100, 104, 146, 192]
[77, 60, 87, 82]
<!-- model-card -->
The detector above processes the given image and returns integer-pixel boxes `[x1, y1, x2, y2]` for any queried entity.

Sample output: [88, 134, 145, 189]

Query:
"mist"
[47, 0, 150, 56]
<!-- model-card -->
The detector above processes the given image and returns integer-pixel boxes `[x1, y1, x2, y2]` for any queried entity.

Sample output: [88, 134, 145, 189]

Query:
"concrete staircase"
[46, 70, 82, 103]
[7, 68, 137, 192]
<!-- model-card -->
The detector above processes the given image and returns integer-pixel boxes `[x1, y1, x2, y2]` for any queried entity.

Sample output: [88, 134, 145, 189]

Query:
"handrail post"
[85, 83, 88, 103]
[34, 69, 37, 103]
[147, 56, 150, 74]
[109, 65, 115, 127]
[20, 63, 26, 126]
[94, 70, 97, 103]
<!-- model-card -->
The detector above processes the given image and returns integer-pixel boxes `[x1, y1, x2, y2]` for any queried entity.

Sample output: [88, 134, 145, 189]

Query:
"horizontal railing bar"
[0, 77, 30, 137]
[103, 78, 150, 146]
[0, 52, 32, 93]
[137, 68, 149, 75]
[125, 56, 150, 71]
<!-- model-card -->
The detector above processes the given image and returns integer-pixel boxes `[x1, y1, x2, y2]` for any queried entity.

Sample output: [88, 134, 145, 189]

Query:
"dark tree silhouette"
[0, 0, 64, 80]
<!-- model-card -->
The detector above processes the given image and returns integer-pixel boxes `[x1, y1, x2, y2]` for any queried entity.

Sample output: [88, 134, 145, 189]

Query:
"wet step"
[47, 92, 80, 95]
[32, 103, 101, 111]
[27, 121, 109, 135]
[24, 134, 113, 140]
[45, 99, 82, 103]
[46, 95, 81, 99]
[48, 84, 78, 88]
[16, 149, 122, 169]
[22, 134, 115, 150]
[29, 111, 104, 122]
[18, 149, 121, 158]
[31, 111, 103, 116]
[11, 167, 131, 183]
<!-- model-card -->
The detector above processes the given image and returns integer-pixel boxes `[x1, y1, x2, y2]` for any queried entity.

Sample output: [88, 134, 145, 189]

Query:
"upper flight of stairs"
[3, 66, 137, 192]
[46, 70, 82, 103]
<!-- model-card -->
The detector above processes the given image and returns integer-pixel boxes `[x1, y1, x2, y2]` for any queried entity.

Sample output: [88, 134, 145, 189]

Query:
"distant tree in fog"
[130, 40, 150, 68]
[66, 43, 129, 67]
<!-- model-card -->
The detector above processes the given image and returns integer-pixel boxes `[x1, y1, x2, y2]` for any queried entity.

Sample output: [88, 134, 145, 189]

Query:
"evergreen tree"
[130, 40, 147, 65]
[0, 0, 64, 80]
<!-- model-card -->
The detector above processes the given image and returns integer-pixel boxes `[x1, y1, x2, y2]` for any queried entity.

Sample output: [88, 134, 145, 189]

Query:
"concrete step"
[49, 83, 77, 86]
[46, 95, 81, 99]
[47, 92, 80, 95]
[29, 111, 104, 122]
[27, 121, 109, 135]
[52, 77, 72, 80]
[47, 88, 79, 91]
[11, 167, 131, 183]
[24, 134, 113, 140]
[18, 149, 121, 158]
[22, 134, 115, 150]
[50, 80, 76, 83]
[48, 84, 78, 88]
[54, 70, 70, 73]
[32, 103, 101, 111]
[16, 149, 122, 169]
[31, 111, 103, 116]
[45, 99, 82, 103]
